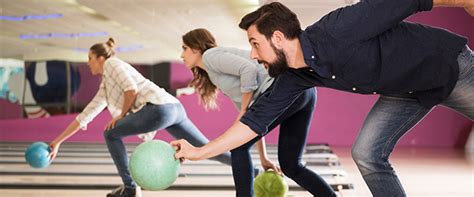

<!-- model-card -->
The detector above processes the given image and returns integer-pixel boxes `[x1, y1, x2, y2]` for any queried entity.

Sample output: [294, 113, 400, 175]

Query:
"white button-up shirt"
[76, 57, 179, 130]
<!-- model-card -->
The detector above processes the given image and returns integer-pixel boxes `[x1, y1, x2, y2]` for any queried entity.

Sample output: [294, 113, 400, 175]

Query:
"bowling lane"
[0, 142, 354, 191]
[0, 189, 315, 197]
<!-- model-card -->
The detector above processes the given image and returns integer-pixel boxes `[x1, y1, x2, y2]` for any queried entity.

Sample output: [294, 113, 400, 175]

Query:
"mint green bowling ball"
[254, 170, 289, 197]
[129, 140, 180, 190]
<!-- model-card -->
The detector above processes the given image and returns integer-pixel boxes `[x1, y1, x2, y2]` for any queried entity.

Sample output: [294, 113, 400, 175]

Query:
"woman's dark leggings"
[231, 88, 336, 197]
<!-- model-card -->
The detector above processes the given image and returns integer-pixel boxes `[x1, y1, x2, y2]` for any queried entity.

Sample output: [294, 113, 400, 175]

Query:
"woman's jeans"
[104, 103, 232, 188]
[231, 88, 337, 197]
[352, 45, 474, 196]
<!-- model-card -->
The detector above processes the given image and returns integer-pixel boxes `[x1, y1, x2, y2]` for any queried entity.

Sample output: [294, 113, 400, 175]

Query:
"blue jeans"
[352, 45, 474, 197]
[232, 88, 337, 197]
[104, 103, 232, 188]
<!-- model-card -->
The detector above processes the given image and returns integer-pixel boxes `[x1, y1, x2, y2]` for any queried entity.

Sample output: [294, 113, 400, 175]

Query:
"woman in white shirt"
[181, 28, 280, 197]
[48, 38, 231, 197]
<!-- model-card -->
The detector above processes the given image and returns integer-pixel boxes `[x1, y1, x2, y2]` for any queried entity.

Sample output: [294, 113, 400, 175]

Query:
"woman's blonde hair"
[90, 37, 116, 59]
[182, 28, 219, 110]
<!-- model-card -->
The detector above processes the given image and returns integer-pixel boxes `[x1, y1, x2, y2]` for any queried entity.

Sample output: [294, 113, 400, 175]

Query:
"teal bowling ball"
[25, 142, 51, 169]
[254, 170, 289, 197]
[129, 140, 180, 190]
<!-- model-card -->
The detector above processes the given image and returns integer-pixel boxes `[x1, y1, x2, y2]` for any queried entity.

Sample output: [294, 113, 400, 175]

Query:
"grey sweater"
[202, 47, 272, 110]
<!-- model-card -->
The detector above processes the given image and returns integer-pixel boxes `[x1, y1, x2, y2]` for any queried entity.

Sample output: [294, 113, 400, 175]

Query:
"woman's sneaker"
[106, 185, 142, 197]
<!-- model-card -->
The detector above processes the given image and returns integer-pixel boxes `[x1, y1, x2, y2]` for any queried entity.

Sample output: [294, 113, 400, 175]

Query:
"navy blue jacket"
[241, 0, 468, 135]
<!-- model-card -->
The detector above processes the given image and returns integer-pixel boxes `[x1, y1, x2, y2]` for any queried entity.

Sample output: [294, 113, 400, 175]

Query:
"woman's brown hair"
[90, 37, 116, 59]
[182, 28, 219, 110]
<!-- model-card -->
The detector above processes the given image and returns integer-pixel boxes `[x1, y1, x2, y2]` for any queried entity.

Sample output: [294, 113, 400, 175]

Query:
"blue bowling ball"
[25, 142, 51, 168]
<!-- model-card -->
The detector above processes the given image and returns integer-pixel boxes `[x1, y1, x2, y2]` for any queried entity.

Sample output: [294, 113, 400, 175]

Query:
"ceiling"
[0, 0, 357, 64]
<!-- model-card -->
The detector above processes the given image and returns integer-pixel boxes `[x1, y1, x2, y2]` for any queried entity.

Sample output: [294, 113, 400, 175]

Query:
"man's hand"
[464, 0, 474, 16]
[170, 139, 203, 162]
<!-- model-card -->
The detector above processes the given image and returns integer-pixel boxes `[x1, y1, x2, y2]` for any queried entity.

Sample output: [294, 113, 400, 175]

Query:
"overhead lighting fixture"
[74, 45, 144, 53]
[116, 45, 144, 52]
[0, 13, 63, 21]
[241, 0, 260, 5]
[20, 32, 108, 40]
[74, 48, 89, 53]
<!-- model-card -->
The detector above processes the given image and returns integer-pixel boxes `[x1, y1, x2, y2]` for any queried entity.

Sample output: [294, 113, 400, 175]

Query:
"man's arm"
[316, 0, 468, 42]
[319, 0, 432, 41]
[434, 0, 466, 7]
[172, 70, 311, 161]
[172, 121, 257, 160]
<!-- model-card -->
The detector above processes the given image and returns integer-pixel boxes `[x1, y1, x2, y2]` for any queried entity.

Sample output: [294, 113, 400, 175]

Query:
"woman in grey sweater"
[180, 28, 280, 197]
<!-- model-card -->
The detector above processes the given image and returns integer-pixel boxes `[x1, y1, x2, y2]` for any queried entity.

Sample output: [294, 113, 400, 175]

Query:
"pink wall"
[0, 88, 470, 147]
[71, 63, 101, 106]
[169, 61, 192, 91]
[0, 99, 22, 119]
[0, 94, 239, 144]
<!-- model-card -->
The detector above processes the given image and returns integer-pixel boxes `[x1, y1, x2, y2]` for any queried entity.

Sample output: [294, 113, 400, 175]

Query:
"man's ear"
[271, 30, 286, 49]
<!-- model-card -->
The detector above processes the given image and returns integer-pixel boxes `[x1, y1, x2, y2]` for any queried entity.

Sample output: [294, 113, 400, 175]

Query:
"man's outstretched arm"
[171, 71, 309, 161]
[317, 0, 470, 42]
[171, 121, 257, 161]
[435, 0, 467, 7]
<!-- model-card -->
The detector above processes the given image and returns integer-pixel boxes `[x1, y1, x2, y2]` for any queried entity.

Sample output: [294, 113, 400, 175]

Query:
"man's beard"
[264, 43, 289, 77]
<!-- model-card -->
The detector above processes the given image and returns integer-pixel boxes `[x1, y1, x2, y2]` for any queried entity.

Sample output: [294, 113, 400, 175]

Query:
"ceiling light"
[0, 13, 63, 21]
[20, 32, 108, 40]
[74, 45, 143, 53]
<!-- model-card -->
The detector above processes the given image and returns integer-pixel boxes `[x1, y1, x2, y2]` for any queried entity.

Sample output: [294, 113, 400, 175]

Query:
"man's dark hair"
[239, 2, 302, 40]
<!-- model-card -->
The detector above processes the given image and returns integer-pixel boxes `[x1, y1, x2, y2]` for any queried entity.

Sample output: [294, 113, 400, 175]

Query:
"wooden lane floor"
[0, 155, 338, 167]
[0, 189, 317, 197]
[0, 142, 353, 191]
[0, 142, 334, 154]
[0, 142, 340, 166]
[0, 173, 351, 191]
[2, 147, 472, 197]
[0, 153, 340, 166]
[0, 163, 349, 177]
